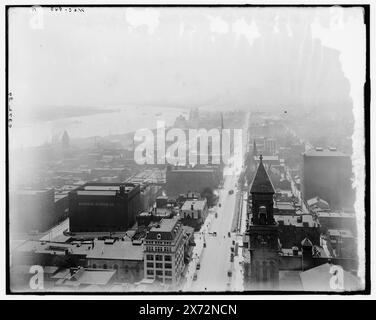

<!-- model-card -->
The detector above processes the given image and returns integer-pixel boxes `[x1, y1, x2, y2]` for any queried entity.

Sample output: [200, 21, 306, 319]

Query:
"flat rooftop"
[328, 229, 354, 238]
[169, 169, 215, 173]
[77, 190, 117, 196]
[181, 199, 207, 211]
[86, 240, 144, 261]
[83, 185, 133, 192]
[14, 240, 93, 256]
[253, 155, 279, 161]
[149, 218, 179, 233]
[274, 201, 295, 211]
[304, 148, 347, 157]
[75, 183, 137, 196]
[316, 211, 355, 218]
[274, 214, 318, 227]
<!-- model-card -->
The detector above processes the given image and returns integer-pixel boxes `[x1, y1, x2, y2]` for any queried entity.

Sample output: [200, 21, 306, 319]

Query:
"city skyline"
[6, 5, 368, 295]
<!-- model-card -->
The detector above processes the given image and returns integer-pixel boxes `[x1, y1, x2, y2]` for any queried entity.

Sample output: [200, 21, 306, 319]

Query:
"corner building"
[144, 218, 185, 285]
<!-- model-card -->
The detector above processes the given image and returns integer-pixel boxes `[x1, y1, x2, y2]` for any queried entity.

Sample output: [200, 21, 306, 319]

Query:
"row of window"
[146, 246, 172, 253]
[147, 270, 172, 277]
[146, 254, 172, 261]
[145, 240, 172, 245]
[92, 264, 118, 270]
[146, 262, 172, 269]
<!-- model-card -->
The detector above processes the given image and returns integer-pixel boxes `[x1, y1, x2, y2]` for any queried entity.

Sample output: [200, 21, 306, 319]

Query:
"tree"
[201, 187, 216, 207]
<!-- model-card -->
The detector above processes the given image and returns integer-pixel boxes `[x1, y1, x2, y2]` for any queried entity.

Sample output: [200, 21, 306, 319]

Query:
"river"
[9, 105, 186, 150]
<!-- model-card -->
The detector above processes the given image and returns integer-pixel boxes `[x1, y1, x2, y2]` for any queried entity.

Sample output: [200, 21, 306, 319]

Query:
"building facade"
[166, 166, 220, 197]
[144, 218, 185, 285]
[69, 183, 141, 232]
[10, 188, 56, 234]
[302, 148, 354, 210]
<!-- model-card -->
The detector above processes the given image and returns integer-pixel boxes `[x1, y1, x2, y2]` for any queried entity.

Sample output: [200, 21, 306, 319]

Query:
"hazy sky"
[9, 6, 365, 122]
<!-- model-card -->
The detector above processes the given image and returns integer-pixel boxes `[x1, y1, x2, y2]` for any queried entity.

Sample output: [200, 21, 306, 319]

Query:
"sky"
[9, 6, 364, 123]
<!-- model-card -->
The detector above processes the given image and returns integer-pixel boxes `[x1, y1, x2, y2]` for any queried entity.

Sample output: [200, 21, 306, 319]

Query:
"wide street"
[189, 172, 239, 291]
[182, 113, 249, 292]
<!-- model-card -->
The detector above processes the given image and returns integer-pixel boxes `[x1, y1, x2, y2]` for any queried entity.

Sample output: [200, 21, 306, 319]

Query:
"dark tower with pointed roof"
[245, 155, 280, 290]
[250, 155, 275, 225]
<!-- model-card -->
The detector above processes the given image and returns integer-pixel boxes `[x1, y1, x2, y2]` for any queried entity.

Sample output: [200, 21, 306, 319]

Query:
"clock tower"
[246, 155, 280, 290]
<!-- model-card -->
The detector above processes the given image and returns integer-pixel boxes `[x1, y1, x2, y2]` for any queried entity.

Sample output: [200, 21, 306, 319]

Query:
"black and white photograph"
[4, 2, 370, 296]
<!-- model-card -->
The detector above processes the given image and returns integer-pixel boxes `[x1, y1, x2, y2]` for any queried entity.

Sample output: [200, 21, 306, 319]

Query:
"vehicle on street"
[227, 270, 232, 277]
[228, 232, 231, 237]
[193, 273, 198, 281]
[228, 189, 234, 195]
[196, 262, 201, 270]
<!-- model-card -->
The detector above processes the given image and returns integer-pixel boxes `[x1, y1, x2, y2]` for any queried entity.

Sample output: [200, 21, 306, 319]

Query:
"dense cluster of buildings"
[10, 109, 360, 292]
[10, 142, 214, 292]
[11, 215, 195, 291]
[242, 155, 359, 291]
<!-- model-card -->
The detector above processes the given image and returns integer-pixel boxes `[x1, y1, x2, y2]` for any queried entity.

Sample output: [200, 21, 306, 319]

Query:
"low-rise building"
[180, 199, 208, 230]
[316, 211, 357, 235]
[86, 239, 144, 283]
[54, 267, 116, 291]
[274, 213, 321, 249]
[181, 199, 208, 221]
[274, 201, 296, 215]
[327, 229, 357, 258]
[307, 196, 330, 211]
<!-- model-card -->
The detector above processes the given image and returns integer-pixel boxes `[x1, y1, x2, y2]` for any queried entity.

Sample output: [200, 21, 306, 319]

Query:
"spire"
[301, 237, 313, 247]
[250, 154, 275, 194]
[220, 113, 224, 166]
[252, 139, 258, 156]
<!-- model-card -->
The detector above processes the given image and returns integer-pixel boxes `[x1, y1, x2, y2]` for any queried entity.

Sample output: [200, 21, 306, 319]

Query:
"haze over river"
[10, 105, 184, 150]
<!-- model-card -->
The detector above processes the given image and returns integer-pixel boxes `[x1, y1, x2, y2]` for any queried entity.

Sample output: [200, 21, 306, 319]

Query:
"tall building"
[144, 218, 185, 285]
[264, 138, 277, 155]
[62, 130, 70, 149]
[69, 183, 141, 232]
[244, 155, 280, 290]
[302, 148, 354, 210]
[10, 188, 56, 234]
[166, 166, 220, 197]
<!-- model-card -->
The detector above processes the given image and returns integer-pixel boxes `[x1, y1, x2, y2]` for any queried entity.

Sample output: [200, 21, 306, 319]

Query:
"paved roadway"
[189, 172, 238, 292]
[182, 112, 250, 292]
